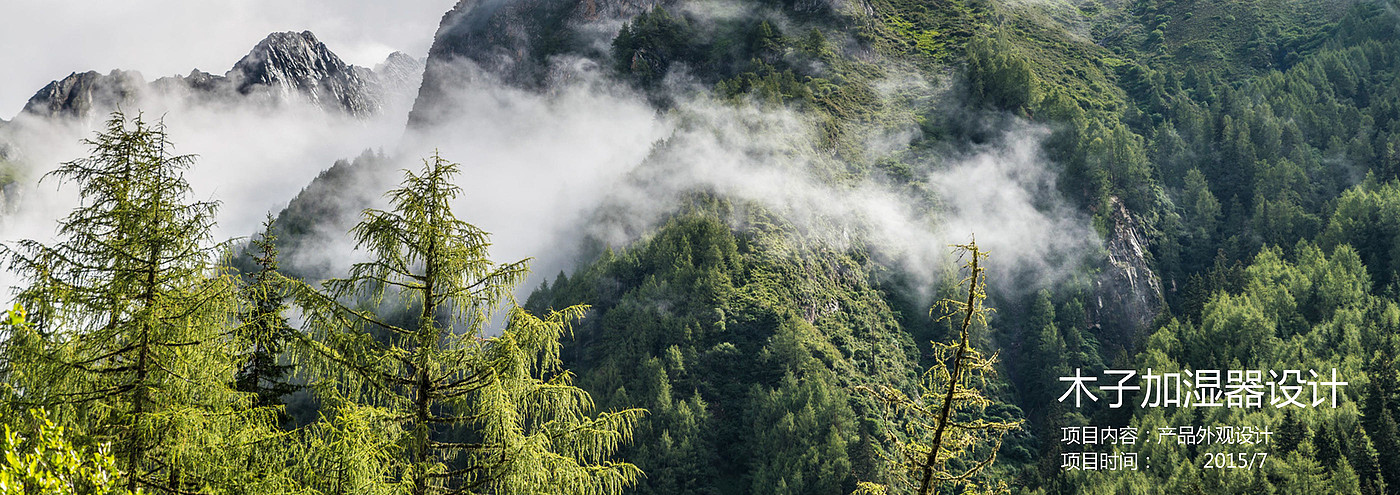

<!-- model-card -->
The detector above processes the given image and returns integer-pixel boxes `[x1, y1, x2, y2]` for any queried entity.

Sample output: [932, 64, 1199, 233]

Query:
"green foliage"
[715, 63, 817, 108]
[1321, 179, 1400, 289]
[858, 0, 982, 63]
[0, 111, 276, 493]
[285, 151, 643, 495]
[612, 7, 809, 93]
[527, 210, 929, 494]
[278, 402, 405, 495]
[746, 372, 857, 495]
[857, 240, 1020, 495]
[1, 409, 136, 495]
[235, 216, 299, 410]
[610, 6, 922, 167]
[965, 36, 1038, 113]
[1126, 0, 1341, 76]
[1075, 240, 1395, 493]
[612, 8, 700, 86]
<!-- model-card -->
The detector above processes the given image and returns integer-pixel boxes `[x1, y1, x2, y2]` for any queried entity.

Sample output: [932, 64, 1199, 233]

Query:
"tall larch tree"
[287, 150, 644, 495]
[0, 111, 275, 493]
[856, 239, 1021, 495]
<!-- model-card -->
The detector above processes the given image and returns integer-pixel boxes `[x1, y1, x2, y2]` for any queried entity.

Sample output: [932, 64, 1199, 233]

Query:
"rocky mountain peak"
[22, 70, 146, 119]
[18, 31, 421, 121]
[373, 51, 427, 102]
[231, 31, 343, 90]
[376, 52, 423, 85]
[228, 31, 378, 115]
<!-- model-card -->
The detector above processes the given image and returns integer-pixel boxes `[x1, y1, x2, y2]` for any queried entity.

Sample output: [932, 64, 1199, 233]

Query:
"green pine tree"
[0, 111, 274, 493]
[1277, 409, 1309, 455]
[856, 239, 1021, 495]
[286, 150, 644, 495]
[236, 215, 299, 410]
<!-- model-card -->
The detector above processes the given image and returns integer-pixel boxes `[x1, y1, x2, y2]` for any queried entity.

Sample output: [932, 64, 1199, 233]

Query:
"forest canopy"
[5, 0, 1400, 493]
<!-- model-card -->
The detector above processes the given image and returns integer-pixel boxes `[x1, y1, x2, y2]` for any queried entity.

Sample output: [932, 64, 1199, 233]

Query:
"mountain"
[20, 31, 424, 120]
[234, 149, 395, 282]
[11, 0, 1400, 492]
[373, 51, 426, 102]
[225, 31, 382, 116]
[259, 2, 1166, 491]
[22, 69, 147, 120]
[408, 0, 663, 126]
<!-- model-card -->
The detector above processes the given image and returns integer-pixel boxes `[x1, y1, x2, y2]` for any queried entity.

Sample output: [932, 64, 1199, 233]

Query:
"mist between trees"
[0, 112, 645, 494]
[0, 109, 1026, 495]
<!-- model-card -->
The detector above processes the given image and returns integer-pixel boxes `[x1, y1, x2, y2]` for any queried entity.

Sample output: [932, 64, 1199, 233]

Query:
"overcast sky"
[0, 0, 456, 118]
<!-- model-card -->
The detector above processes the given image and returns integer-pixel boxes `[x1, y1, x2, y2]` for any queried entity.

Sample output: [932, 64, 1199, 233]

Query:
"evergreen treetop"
[0, 111, 275, 493]
[286, 150, 644, 495]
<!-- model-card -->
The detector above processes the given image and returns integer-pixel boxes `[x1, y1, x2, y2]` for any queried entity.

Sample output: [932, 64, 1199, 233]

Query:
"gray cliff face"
[375, 51, 427, 101]
[20, 31, 423, 120]
[1091, 196, 1164, 349]
[407, 0, 665, 126]
[227, 31, 379, 115]
[22, 70, 147, 119]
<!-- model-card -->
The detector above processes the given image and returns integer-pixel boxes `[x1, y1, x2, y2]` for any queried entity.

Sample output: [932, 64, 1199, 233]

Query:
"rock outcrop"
[1091, 196, 1164, 348]
[374, 51, 427, 103]
[407, 0, 665, 126]
[227, 31, 380, 115]
[20, 31, 423, 120]
[22, 70, 148, 119]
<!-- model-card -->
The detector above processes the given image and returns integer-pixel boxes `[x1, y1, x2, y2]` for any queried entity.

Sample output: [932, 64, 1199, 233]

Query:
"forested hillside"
[4, 0, 1400, 493]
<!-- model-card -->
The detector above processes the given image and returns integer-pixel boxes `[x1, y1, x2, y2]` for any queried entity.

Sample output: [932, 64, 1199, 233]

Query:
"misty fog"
[0, 7, 1102, 308]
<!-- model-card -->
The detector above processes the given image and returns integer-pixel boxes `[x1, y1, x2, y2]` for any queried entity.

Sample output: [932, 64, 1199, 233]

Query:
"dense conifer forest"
[4, 0, 1400, 493]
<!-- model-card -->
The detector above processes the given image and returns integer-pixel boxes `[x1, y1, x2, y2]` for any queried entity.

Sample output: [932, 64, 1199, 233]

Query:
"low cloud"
[588, 92, 1099, 296]
[0, 74, 418, 295]
[2, 9, 1101, 308]
[394, 57, 1099, 301]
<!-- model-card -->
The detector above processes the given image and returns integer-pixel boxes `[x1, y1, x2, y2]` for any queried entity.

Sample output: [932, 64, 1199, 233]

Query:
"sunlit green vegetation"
[6, 0, 1400, 493]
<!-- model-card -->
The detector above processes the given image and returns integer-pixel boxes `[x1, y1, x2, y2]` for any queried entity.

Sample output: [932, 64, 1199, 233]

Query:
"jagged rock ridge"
[23, 70, 147, 120]
[21, 31, 424, 120]
[228, 31, 379, 115]
[374, 51, 425, 101]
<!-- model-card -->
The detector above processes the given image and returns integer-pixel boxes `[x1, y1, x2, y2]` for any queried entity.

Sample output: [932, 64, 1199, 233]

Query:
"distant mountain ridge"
[22, 31, 424, 119]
